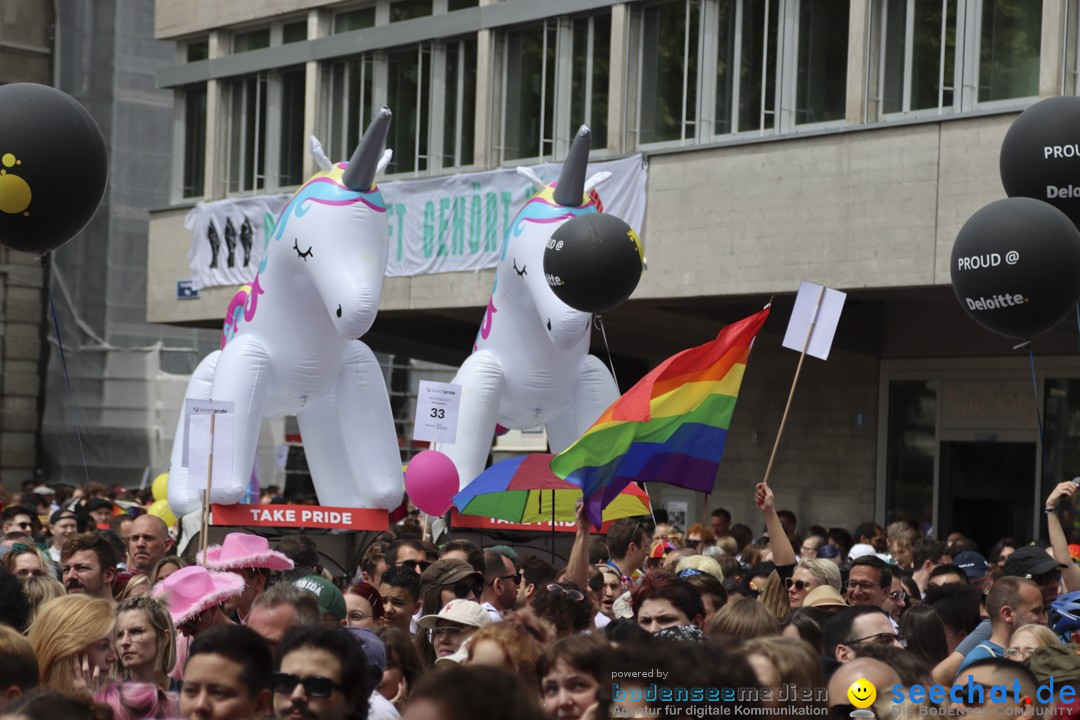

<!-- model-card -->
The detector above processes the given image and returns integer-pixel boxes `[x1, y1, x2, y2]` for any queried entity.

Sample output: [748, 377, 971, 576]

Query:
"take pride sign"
[211, 504, 389, 531]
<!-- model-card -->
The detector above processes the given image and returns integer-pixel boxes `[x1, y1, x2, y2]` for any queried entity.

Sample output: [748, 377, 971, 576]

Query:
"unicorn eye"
[293, 239, 313, 261]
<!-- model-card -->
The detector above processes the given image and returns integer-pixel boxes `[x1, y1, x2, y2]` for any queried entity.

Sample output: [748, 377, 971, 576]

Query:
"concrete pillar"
[607, 3, 629, 154]
[203, 30, 226, 200]
[845, 0, 869, 124]
[1040, 0, 1068, 97]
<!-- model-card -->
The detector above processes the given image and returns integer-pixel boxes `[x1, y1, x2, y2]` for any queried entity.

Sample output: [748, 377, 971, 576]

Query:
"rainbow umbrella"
[452, 453, 651, 524]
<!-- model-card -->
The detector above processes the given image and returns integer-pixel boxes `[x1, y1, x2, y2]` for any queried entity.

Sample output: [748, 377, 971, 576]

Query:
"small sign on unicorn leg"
[413, 380, 462, 444]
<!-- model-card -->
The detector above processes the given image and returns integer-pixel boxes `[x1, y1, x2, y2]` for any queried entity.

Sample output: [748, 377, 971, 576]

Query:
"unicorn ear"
[583, 171, 612, 194]
[376, 149, 393, 175]
[343, 106, 392, 191]
[553, 125, 592, 206]
[309, 136, 333, 172]
[516, 167, 547, 191]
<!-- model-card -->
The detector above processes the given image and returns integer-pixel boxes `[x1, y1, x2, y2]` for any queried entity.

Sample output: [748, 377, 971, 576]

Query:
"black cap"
[1003, 546, 1066, 578]
[49, 508, 77, 524]
[85, 498, 114, 513]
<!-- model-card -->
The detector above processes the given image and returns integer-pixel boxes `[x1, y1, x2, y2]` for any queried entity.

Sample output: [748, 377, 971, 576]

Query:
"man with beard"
[958, 576, 1047, 672]
[273, 625, 372, 720]
[60, 533, 117, 600]
[479, 550, 518, 622]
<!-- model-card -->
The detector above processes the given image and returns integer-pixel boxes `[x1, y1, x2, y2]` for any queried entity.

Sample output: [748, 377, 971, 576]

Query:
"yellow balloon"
[148, 499, 177, 527]
[151, 473, 169, 502]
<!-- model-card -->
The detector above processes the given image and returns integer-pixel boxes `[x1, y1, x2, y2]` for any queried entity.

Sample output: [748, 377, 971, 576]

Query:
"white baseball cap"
[417, 599, 491, 630]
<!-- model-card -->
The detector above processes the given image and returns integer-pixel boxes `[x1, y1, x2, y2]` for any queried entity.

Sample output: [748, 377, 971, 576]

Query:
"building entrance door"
[938, 441, 1036, 552]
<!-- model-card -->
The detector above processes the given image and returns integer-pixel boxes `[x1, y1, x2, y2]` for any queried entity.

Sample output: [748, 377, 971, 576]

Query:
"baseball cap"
[817, 544, 840, 559]
[32, 485, 55, 496]
[417, 599, 491, 630]
[953, 551, 990, 579]
[345, 627, 387, 673]
[1003, 546, 1066, 579]
[847, 543, 877, 561]
[1027, 644, 1080, 685]
[85, 498, 113, 513]
[49, 509, 77, 524]
[294, 575, 347, 622]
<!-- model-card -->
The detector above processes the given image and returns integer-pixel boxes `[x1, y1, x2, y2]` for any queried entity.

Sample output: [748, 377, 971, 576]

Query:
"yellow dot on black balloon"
[1, 153, 15, 167]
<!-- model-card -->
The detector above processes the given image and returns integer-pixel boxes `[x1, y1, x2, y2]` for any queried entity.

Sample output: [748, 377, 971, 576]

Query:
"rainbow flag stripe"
[550, 308, 769, 526]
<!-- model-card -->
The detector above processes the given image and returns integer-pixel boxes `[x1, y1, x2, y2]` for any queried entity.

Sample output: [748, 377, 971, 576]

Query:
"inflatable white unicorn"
[436, 126, 624, 488]
[169, 108, 404, 516]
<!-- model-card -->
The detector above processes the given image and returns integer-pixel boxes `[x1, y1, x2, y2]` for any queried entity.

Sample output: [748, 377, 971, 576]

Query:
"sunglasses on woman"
[784, 578, 812, 592]
[450, 580, 483, 598]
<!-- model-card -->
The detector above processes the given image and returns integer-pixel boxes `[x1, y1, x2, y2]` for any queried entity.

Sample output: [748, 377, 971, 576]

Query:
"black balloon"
[0, 83, 108, 255]
[543, 213, 644, 314]
[950, 197, 1080, 339]
[1000, 95, 1080, 229]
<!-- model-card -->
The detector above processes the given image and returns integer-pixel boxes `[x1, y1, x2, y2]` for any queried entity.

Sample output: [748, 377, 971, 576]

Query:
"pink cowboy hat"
[200, 532, 294, 572]
[152, 565, 245, 624]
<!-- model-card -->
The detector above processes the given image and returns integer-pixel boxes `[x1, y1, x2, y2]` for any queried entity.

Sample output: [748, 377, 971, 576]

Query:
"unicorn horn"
[553, 125, 592, 207]
[343, 106, 392, 191]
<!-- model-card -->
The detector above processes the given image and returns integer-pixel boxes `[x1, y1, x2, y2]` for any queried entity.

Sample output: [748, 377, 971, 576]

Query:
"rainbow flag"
[550, 307, 769, 526]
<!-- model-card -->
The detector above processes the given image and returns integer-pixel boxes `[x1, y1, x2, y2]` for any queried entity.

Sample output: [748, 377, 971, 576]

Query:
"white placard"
[181, 399, 236, 466]
[781, 281, 847, 361]
[413, 381, 462, 444]
[275, 443, 290, 469]
[188, 412, 234, 494]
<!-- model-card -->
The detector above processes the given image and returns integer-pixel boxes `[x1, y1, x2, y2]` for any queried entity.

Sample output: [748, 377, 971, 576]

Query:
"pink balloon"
[404, 450, 459, 516]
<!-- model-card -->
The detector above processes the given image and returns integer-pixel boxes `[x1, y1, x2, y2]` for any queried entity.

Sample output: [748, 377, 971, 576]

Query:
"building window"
[187, 40, 209, 62]
[500, 10, 613, 162]
[639, 1, 699, 144]
[225, 67, 306, 194]
[335, 7, 376, 33]
[871, 0, 1039, 118]
[324, 38, 477, 174]
[503, 22, 557, 160]
[638, 0, 848, 147]
[441, 38, 478, 168]
[283, 20, 308, 44]
[387, 45, 433, 174]
[326, 56, 375, 164]
[571, 14, 611, 150]
[233, 28, 271, 54]
[181, 84, 207, 198]
[391, 0, 433, 23]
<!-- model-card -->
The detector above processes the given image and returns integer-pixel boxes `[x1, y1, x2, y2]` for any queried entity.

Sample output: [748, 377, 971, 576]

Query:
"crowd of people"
[1, 477, 1080, 719]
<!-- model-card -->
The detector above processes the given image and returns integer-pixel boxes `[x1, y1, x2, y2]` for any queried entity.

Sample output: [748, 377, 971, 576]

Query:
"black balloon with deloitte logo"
[951, 197, 1080, 339]
[1000, 95, 1080, 229]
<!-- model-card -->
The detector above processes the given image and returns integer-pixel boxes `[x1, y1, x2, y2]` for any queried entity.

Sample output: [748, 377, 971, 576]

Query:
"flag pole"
[761, 287, 824, 487]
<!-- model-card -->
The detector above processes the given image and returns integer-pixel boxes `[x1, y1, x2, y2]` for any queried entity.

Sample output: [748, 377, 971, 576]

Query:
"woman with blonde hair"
[28, 594, 117, 695]
[786, 559, 842, 609]
[739, 636, 827, 710]
[113, 596, 176, 689]
[23, 574, 65, 629]
[1005, 623, 1059, 662]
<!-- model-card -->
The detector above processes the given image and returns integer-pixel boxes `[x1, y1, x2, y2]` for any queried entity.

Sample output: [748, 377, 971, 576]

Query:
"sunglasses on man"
[272, 673, 345, 698]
